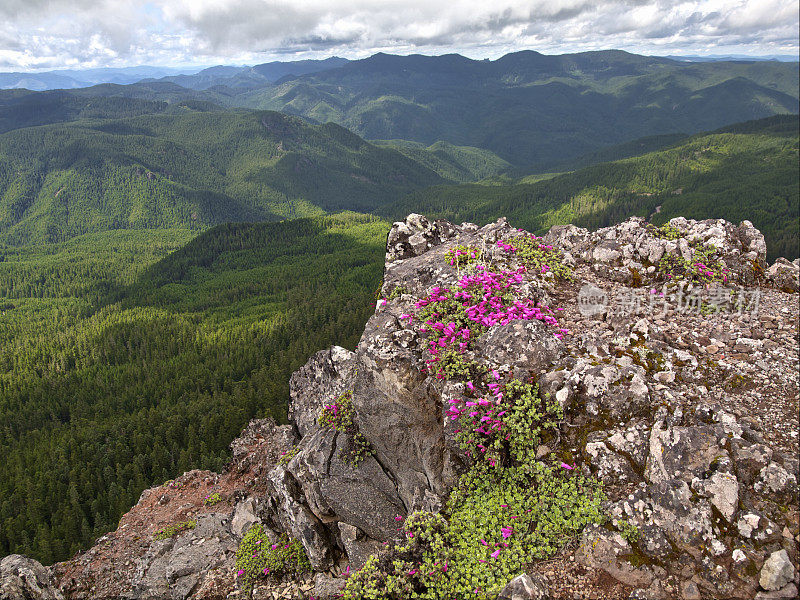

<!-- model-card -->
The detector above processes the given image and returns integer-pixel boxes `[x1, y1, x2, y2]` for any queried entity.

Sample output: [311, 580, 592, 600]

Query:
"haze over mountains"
[0, 66, 200, 92]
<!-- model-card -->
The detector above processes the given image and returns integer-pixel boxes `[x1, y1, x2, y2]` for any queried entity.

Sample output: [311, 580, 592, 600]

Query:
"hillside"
[240, 50, 799, 169]
[0, 213, 388, 563]
[149, 58, 350, 90]
[3, 51, 796, 173]
[0, 89, 172, 134]
[0, 110, 453, 245]
[393, 116, 800, 261]
[6, 214, 797, 600]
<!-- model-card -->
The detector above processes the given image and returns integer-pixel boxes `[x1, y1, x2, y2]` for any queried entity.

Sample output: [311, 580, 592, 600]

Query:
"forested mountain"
[149, 57, 350, 90]
[240, 50, 799, 169]
[391, 115, 800, 261]
[3, 51, 797, 172]
[0, 66, 198, 92]
[0, 110, 458, 245]
[0, 213, 388, 563]
[0, 90, 172, 134]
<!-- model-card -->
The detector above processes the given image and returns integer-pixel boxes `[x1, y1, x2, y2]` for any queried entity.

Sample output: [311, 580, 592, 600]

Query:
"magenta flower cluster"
[414, 265, 565, 361]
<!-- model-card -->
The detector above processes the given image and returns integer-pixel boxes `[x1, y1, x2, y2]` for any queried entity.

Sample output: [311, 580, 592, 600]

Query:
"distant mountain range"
[142, 57, 350, 90]
[0, 66, 200, 91]
[0, 49, 797, 254]
[2, 50, 796, 173]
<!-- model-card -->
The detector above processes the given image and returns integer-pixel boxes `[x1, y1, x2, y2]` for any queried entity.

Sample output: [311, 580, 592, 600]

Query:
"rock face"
[0, 555, 64, 600]
[760, 550, 795, 591]
[496, 573, 550, 600]
[288, 346, 358, 437]
[6, 214, 798, 600]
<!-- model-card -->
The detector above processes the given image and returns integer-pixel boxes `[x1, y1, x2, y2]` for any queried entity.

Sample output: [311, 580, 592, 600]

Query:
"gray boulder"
[288, 346, 357, 437]
[129, 514, 238, 600]
[690, 471, 739, 522]
[353, 309, 460, 513]
[755, 462, 798, 497]
[385, 213, 459, 262]
[577, 524, 654, 588]
[767, 257, 799, 292]
[756, 583, 799, 599]
[312, 572, 346, 600]
[267, 465, 334, 570]
[0, 555, 64, 600]
[497, 573, 550, 600]
[647, 479, 714, 549]
[760, 550, 795, 592]
[645, 422, 728, 485]
[287, 427, 405, 541]
[338, 523, 384, 570]
[473, 318, 564, 380]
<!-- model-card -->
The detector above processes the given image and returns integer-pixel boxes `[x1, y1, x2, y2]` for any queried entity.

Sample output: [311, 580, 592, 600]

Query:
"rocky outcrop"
[0, 555, 63, 600]
[497, 573, 550, 600]
[288, 346, 358, 437]
[6, 214, 797, 600]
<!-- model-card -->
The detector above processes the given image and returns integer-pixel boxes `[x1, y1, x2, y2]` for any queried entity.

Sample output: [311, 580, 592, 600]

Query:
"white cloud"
[0, 0, 797, 71]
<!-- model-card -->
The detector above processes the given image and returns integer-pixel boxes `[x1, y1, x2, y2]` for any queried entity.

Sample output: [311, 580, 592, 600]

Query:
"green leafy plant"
[235, 524, 310, 591]
[445, 245, 483, 268]
[153, 520, 196, 541]
[344, 377, 601, 599]
[657, 245, 729, 284]
[318, 391, 374, 466]
[342, 463, 604, 600]
[388, 286, 407, 300]
[500, 236, 572, 280]
[617, 519, 640, 543]
[278, 446, 299, 466]
[203, 492, 222, 506]
[650, 223, 682, 240]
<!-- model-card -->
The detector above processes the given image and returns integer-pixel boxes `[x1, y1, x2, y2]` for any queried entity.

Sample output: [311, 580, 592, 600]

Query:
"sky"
[1, 0, 798, 71]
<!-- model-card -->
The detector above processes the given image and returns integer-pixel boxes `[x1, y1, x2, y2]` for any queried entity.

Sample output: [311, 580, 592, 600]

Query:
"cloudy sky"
[1, 0, 798, 71]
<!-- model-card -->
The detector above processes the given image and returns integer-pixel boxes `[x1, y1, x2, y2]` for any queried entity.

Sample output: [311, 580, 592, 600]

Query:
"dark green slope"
[393, 116, 799, 261]
[240, 51, 798, 170]
[4, 51, 796, 171]
[373, 139, 512, 182]
[0, 89, 170, 134]
[0, 110, 448, 245]
[0, 213, 388, 563]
